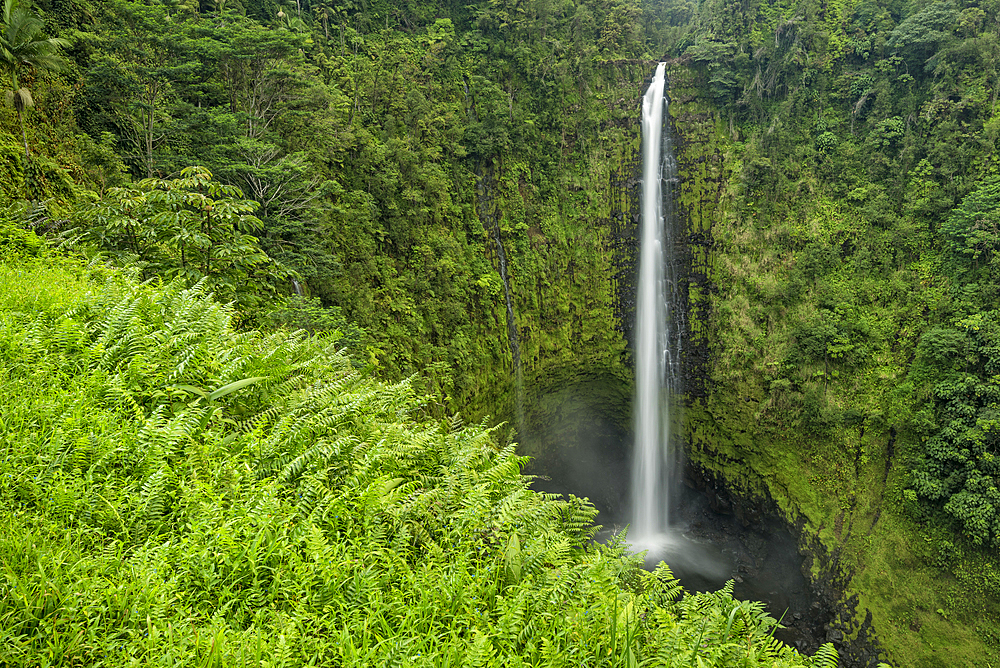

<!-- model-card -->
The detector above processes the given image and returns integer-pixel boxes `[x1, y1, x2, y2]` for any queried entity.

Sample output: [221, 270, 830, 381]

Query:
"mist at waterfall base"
[524, 404, 833, 653]
[524, 402, 834, 654]
[524, 63, 837, 656]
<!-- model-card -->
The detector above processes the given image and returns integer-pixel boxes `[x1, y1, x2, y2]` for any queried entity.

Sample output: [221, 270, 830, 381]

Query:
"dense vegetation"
[677, 0, 1000, 550]
[0, 258, 840, 666]
[3, 0, 1000, 665]
[13, 0, 643, 421]
[666, 0, 1000, 666]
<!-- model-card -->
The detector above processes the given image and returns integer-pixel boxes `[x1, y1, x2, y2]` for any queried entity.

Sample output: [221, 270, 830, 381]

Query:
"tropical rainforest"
[0, 0, 998, 665]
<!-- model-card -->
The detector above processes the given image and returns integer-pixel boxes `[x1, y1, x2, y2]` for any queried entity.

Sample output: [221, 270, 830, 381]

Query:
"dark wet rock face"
[522, 379, 631, 526]
[681, 466, 886, 668]
[668, 480, 833, 655]
[532, 446, 884, 667]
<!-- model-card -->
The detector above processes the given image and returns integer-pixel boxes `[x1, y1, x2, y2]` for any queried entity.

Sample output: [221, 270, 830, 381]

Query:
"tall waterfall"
[630, 63, 684, 552]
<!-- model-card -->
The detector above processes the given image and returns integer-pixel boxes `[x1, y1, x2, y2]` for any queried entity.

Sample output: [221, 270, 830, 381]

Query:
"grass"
[0, 259, 99, 315]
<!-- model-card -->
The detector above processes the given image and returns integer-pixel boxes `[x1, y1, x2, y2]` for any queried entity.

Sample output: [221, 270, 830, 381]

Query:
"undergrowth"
[0, 259, 836, 667]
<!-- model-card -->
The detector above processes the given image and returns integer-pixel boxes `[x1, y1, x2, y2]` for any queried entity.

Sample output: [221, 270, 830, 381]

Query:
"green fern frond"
[812, 643, 839, 668]
[140, 463, 176, 529]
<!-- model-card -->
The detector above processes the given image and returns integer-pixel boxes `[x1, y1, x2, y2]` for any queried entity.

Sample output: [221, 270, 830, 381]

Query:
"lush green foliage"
[67, 165, 290, 309]
[3, 0, 644, 422]
[0, 260, 833, 666]
[663, 0, 1000, 548]
[6, 0, 1000, 664]
[907, 316, 1000, 548]
[0, 0, 68, 156]
[667, 0, 1000, 664]
[0, 200, 43, 256]
[905, 176, 1000, 549]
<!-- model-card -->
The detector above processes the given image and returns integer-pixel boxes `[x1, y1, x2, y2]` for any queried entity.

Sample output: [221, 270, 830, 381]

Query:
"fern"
[139, 463, 175, 529]
[1, 261, 836, 668]
[812, 643, 840, 668]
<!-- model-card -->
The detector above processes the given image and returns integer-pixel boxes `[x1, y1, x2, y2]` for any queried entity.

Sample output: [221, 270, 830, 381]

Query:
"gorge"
[531, 62, 885, 667]
[2, 1, 1000, 666]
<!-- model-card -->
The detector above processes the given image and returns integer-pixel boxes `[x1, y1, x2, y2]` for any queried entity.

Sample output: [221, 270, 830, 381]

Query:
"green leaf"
[208, 376, 266, 401]
[169, 384, 208, 398]
[380, 477, 406, 498]
[503, 532, 521, 583]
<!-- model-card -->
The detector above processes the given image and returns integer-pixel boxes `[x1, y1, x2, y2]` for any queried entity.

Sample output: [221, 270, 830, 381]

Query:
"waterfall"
[630, 62, 684, 552]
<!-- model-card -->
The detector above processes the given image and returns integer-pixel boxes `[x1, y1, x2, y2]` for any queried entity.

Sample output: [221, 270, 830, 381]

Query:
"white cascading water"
[630, 62, 684, 556]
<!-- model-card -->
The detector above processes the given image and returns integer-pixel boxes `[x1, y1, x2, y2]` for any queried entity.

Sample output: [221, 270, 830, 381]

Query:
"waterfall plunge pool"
[529, 443, 835, 655]
[522, 394, 837, 656]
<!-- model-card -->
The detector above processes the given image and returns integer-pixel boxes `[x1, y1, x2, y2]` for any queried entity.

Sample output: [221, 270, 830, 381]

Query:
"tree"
[943, 176, 1000, 279]
[229, 138, 323, 219]
[197, 18, 306, 140]
[0, 0, 68, 159]
[74, 1, 193, 178]
[887, 1, 959, 67]
[72, 166, 293, 309]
